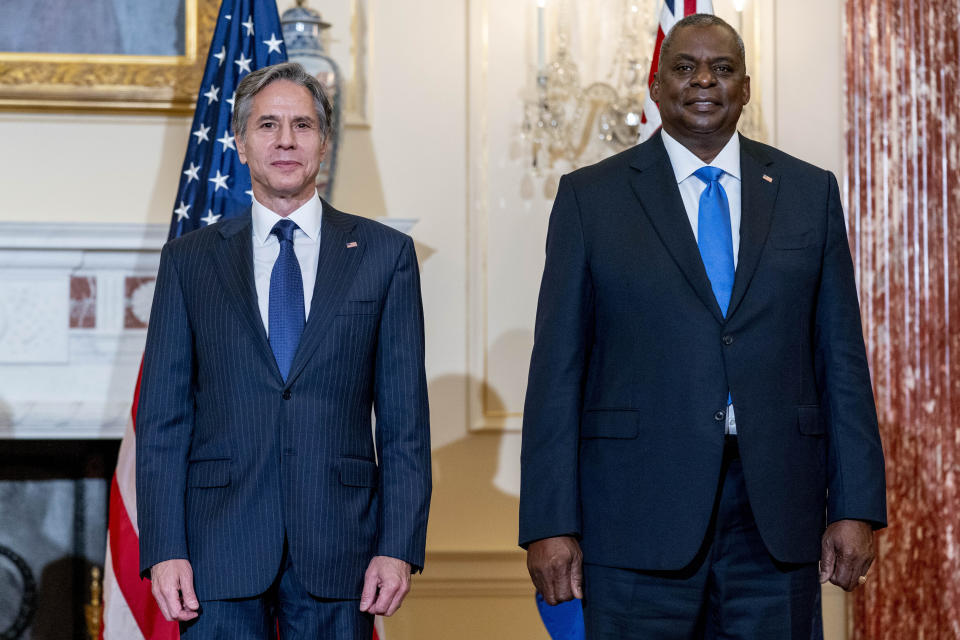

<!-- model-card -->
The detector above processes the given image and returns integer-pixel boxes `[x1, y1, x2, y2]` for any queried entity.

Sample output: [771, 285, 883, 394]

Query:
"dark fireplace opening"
[0, 440, 120, 640]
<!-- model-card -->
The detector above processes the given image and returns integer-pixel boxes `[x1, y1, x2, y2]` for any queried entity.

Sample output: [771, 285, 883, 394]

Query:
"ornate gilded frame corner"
[0, 0, 218, 115]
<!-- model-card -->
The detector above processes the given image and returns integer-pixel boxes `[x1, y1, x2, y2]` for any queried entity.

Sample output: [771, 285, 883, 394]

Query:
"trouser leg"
[275, 543, 374, 640]
[704, 449, 819, 640]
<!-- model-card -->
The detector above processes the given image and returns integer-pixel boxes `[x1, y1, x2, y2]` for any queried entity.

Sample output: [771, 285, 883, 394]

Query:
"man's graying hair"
[658, 14, 746, 71]
[232, 61, 333, 142]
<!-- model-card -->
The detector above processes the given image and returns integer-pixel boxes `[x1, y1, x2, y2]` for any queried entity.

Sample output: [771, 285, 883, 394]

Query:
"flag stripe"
[108, 473, 177, 639]
[659, 10, 677, 37]
[116, 412, 139, 535]
[647, 28, 667, 87]
[105, 361, 176, 638]
[100, 534, 145, 640]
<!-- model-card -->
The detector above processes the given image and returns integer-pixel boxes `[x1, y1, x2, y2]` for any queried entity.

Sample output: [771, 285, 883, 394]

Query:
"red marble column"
[846, 0, 960, 637]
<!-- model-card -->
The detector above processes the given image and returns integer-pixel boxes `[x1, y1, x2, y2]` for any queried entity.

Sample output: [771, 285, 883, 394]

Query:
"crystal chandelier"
[522, 0, 659, 174]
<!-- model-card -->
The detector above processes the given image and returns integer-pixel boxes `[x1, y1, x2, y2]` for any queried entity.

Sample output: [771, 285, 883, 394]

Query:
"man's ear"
[236, 133, 248, 165]
[741, 75, 751, 106]
[650, 72, 662, 103]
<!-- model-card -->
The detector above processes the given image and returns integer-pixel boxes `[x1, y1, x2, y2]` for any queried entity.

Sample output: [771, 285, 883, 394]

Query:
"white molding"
[466, 0, 492, 433]
[466, 0, 536, 433]
[0, 402, 129, 439]
[0, 222, 168, 251]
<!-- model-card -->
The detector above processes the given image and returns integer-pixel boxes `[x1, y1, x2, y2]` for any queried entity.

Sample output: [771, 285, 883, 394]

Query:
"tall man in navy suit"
[519, 15, 886, 639]
[136, 62, 431, 638]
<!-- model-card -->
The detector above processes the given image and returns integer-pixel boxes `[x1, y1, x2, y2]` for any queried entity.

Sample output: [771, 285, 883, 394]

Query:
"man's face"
[651, 25, 750, 149]
[236, 80, 326, 207]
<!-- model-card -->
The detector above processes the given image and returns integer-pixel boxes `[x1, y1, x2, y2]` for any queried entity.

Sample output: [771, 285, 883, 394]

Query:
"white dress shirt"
[251, 193, 323, 337]
[660, 129, 741, 435]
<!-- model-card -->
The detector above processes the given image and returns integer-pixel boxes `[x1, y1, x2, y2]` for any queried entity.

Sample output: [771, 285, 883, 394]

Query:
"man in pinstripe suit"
[136, 62, 431, 638]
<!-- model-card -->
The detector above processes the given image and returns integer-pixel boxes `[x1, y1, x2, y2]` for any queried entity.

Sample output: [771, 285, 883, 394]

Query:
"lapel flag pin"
[762, 174, 774, 183]
[346, 241, 358, 248]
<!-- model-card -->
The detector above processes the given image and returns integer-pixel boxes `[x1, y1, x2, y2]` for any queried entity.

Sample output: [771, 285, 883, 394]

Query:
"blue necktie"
[268, 219, 305, 381]
[694, 166, 735, 317]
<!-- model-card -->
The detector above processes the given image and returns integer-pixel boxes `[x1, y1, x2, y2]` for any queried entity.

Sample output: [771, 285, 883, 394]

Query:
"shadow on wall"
[428, 374, 520, 549]
[33, 555, 96, 640]
[482, 329, 534, 418]
[331, 126, 388, 219]
[426, 334, 530, 551]
[411, 240, 436, 270]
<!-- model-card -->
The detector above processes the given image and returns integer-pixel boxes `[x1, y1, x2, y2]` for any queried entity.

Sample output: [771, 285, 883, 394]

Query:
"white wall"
[0, 112, 189, 224]
[772, 0, 846, 176]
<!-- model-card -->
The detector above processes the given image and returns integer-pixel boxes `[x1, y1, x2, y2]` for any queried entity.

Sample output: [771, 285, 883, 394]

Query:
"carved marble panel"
[0, 222, 162, 439]
[0, 276, 69, 364]
[123, 277, 155, 330]
[69, 276, 96, 329]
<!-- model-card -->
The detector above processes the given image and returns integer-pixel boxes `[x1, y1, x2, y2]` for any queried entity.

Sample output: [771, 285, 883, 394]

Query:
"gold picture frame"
[0, 0, 219, 115]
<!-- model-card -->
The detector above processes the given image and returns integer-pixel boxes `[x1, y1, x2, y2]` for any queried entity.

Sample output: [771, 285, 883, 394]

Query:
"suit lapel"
[284, 204, 365, 386]
[213, 213, 282, 380]
[629, 135, 726, 324]
[727, 136, 779, 319]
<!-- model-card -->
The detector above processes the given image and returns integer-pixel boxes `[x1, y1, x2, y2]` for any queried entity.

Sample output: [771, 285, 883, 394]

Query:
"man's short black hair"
[658, 14, 746, 71]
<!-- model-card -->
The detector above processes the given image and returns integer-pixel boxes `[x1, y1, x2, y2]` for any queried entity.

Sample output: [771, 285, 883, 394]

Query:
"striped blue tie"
[694, 166, 735, 317]
[268, 219, 305, 381]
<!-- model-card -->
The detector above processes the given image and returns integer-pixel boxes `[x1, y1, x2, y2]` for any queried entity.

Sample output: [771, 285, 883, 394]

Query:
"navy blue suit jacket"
[519, 134, 886, 569]
[136, 203, 431, 600]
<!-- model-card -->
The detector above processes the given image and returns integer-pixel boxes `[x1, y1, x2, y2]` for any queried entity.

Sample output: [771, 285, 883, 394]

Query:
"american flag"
[100, 1, 286, 638]
[638, 0, 714, 140]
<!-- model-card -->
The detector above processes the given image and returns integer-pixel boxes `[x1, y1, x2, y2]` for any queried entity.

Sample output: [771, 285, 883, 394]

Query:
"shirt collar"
[660, 129, 742, 183]
[252, 192, 323, 245]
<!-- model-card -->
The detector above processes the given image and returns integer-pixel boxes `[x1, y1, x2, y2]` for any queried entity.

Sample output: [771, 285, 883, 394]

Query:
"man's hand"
[150, 559, 200, 622]
[526, 536, 583, 606]
[819, 519, 875, 591]
[359, 556, 412, 616]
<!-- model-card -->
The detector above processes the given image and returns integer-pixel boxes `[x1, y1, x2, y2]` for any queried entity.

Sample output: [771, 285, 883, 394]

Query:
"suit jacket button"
[714, 410, 726, 422]
[282, 390, 292, 400]
[722, 335, 734, 345]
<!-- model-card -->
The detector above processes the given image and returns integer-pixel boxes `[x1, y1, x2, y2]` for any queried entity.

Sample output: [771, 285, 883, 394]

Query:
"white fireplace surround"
[0, 218, 416, 439]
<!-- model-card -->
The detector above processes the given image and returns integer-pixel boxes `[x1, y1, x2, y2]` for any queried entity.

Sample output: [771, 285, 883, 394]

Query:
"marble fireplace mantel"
[0, 218, 416, 440]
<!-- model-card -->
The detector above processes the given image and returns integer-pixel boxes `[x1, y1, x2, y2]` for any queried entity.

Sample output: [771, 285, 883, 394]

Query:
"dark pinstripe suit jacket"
[136, 203, 431, 600]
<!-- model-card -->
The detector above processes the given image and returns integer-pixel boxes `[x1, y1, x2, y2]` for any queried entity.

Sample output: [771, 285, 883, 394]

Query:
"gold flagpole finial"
[85, 566, 103, 640]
